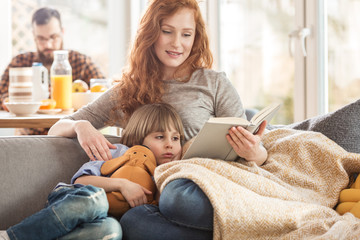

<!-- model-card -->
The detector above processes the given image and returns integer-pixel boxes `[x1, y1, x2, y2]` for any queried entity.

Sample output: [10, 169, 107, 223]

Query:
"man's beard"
[38, 50, 54, 65]
[38, 43, 63, 65]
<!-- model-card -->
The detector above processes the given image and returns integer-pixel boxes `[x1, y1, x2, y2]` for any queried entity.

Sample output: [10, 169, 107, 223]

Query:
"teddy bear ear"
[101, 155, 130, 175]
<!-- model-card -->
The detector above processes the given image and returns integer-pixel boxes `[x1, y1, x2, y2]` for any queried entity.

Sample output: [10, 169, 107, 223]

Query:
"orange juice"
[51, 75, 72, 109]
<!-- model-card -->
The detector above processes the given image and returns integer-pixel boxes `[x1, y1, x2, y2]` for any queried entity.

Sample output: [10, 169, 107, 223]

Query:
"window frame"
[303, 0, 327, 119]
[207, 0, 327, 121]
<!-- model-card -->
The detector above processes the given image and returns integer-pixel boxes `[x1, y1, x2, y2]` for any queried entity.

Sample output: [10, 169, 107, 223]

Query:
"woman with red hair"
[49, 0, 267, 165]
[49, 0, 268, 239]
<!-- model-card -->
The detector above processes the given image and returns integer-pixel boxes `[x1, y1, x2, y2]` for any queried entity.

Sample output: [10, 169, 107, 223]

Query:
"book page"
[247, 103, 281, 133]
[207, 117, 249, 125]
[250, 103, 281, 125]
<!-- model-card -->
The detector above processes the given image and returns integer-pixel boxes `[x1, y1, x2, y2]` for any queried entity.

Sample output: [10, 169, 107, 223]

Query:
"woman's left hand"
[226, 120, 268, 166]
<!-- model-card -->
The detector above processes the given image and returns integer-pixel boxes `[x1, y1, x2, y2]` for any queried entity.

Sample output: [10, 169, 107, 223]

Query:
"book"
[182, 103, 281, 161]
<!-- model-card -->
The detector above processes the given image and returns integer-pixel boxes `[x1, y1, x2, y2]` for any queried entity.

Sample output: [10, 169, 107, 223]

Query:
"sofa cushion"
[0, 135, 121, 229]
[286, 99, 360, 154]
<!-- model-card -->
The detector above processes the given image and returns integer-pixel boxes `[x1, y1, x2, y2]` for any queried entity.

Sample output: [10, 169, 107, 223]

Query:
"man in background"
[0, 7, 105, 135]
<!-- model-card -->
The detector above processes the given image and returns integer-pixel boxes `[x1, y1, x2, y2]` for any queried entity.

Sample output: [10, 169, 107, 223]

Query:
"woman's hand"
[226, 120, 268, 166]
[119, 179, 153, 208]
[74, 121, 117, 161]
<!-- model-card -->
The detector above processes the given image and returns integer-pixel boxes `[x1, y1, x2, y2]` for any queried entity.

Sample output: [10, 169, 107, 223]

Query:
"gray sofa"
[0, 135, 121, 229]
[0, 109, 258, 230]
[1, 100, 359, 230]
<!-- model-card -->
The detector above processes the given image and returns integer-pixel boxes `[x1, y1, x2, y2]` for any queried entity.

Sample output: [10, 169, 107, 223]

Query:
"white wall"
[0, 0, 11, 73]
[108, 0, 132, 78]
[0, 0, 15, 136]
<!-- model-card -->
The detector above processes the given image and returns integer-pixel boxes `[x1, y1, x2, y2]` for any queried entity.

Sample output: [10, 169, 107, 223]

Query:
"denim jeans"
[7, 185, 122, 240]
[120, 178, 213, 240]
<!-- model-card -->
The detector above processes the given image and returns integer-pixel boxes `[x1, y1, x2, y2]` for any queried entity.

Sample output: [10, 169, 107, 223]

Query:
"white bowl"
[72, 92, 103, 110]
[5, 102, 42, 116]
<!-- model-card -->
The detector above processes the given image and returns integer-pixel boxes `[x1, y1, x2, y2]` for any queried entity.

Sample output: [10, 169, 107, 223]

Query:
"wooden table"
[0, 110, 68, 128]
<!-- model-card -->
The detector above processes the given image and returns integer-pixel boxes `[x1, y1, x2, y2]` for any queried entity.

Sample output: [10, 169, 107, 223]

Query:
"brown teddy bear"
[101, 145, 157, 218]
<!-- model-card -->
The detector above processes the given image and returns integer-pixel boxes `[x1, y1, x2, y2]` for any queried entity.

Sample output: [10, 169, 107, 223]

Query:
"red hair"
[111, 0, 213, 124]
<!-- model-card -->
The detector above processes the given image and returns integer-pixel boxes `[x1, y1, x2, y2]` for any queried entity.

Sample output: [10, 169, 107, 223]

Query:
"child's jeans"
[6, 184, 122, 240]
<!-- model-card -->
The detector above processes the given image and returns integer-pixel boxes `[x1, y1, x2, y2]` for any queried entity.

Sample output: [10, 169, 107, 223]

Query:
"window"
[214, 0, 359, 122]
[218, 0, 296, 124]
[327, 0, 360, 112]
[3, 0, 358, 126]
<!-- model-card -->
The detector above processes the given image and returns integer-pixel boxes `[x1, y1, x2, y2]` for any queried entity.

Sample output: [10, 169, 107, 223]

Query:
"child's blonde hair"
[120, 103, 184, 147]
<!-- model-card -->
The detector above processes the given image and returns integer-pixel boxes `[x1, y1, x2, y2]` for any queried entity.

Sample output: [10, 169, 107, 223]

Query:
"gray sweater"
[66, 69, 245, 141]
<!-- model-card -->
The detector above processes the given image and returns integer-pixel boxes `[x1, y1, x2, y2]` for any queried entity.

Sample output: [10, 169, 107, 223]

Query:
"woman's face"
[154, 8, 196, 80]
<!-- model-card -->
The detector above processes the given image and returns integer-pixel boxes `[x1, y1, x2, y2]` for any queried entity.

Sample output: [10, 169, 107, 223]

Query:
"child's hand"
[119, 179, 153, 207]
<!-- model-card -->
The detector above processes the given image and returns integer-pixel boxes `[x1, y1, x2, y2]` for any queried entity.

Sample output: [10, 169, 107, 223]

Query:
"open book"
[182, 103, 281, 161]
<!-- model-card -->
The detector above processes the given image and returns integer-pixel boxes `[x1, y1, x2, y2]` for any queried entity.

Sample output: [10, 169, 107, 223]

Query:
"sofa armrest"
[0, 135, 121, 229]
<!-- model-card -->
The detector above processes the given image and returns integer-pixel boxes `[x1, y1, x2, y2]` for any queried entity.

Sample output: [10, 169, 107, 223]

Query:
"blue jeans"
[7, 185, 122, 240]
[120, 178, 213, 240]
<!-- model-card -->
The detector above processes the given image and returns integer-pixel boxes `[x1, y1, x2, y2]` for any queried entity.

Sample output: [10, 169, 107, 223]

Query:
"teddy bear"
[101, 145, 157, 218]
[336, 173, 360, 218]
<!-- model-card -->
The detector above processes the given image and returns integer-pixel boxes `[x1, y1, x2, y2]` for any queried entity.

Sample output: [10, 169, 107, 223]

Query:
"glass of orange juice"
[50, 51, 72, 110]
[51, 75, 72, 109]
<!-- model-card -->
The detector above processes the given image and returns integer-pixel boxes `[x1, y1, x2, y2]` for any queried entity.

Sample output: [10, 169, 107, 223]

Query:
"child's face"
[142, 126, 182, 165]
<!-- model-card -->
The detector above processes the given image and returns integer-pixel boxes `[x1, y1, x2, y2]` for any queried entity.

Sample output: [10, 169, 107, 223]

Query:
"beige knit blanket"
[155, 129, 360, 240]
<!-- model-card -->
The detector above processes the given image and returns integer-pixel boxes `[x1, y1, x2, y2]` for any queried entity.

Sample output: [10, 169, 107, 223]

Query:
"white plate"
[4, 102, 42, 116]
[37, 108, 63, 114]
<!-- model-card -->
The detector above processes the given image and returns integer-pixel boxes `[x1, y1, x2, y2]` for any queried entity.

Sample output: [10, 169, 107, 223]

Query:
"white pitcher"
[32, 62, 49, 101]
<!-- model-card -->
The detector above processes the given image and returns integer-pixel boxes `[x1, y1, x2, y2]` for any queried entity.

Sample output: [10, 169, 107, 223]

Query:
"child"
[1, 103, 184, 240]
[73, 103, 184, 216]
